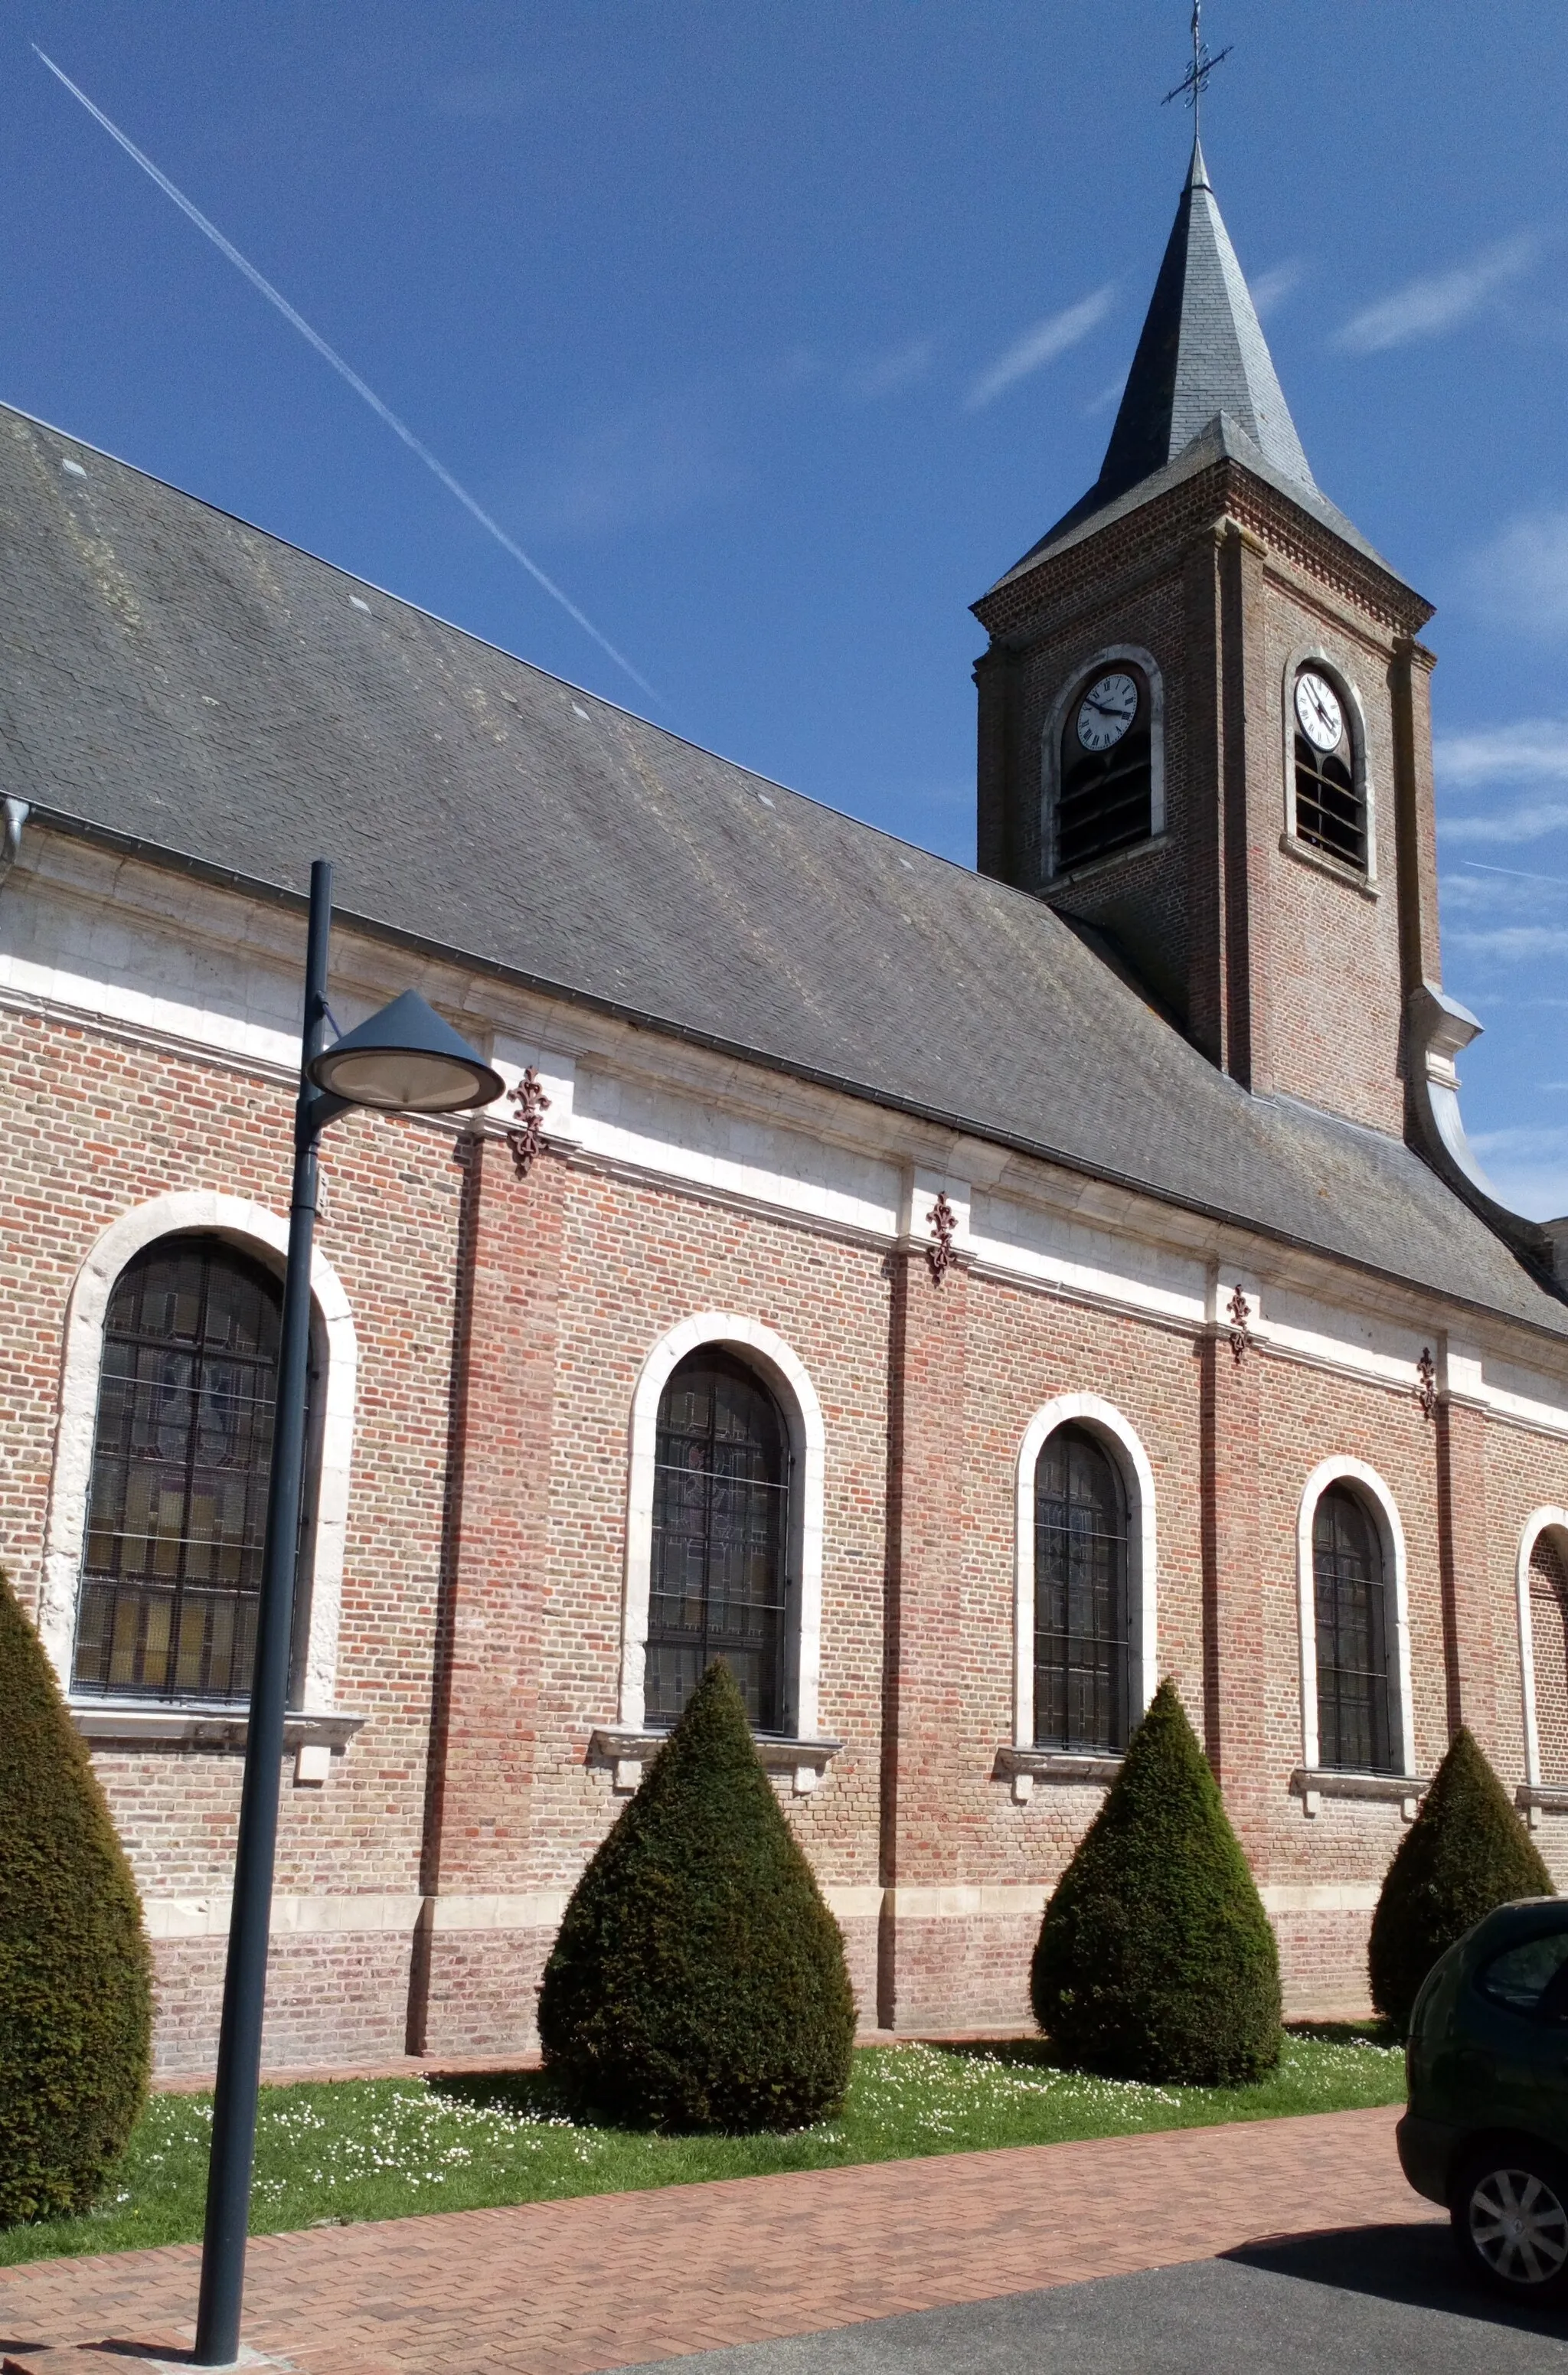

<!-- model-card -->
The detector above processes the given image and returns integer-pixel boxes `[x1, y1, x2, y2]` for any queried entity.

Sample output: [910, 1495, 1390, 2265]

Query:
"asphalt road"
[619, 2223, 1568, 2374]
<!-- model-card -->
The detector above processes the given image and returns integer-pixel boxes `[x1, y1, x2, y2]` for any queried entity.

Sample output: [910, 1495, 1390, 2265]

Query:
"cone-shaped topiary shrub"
[1369, 1725, 1552, 2032]
[0, 1569, 152, 2224]
[539, 1660, 856, 2130]
[1031, 1678, 1281, 2083]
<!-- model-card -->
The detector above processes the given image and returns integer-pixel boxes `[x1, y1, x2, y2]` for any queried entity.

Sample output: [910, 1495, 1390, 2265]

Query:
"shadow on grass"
[1227, 2220, 1568, 2338]
[428, 2068, 575, 2119]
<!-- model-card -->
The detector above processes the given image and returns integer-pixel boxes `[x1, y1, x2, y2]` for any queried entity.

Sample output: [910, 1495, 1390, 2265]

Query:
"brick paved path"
[0, 2106, 1439, 2375]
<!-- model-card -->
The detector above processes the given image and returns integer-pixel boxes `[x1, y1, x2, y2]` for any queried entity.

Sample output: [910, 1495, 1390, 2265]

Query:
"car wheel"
[1452, 2145, 1568, 2303]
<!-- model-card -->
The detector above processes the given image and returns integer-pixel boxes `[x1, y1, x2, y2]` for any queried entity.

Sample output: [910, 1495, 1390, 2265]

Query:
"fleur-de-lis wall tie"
[926, 1192, 957, 1284]
[506, 1065, 551, 1178]
[1416, 1346, 1437, 1419]
[1227, 1282, 1251, 1364]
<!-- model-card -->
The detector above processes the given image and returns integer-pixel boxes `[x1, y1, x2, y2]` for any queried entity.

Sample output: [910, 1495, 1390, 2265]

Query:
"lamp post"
[194, 861, 501, 2368]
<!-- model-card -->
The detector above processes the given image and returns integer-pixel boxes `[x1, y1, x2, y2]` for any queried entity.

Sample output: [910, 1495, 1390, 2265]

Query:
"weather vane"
[1162, 2, 1231, 133]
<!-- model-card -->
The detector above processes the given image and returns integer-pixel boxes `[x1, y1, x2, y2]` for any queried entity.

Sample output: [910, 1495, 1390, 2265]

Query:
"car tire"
[1452, 2142, 1568, 2305]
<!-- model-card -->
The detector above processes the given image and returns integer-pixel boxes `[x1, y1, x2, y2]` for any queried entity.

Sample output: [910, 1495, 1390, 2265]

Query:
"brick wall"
[7, 991, 1568, 2063]
[972, 455, 1432, 1134]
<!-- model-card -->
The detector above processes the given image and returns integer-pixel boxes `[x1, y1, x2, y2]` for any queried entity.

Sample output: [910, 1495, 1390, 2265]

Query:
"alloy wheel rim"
[1469, 2169, 1568, 2287]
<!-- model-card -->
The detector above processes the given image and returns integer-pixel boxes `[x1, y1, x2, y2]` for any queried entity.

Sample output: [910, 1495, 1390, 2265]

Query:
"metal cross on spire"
[1162, 2, 1231, 133]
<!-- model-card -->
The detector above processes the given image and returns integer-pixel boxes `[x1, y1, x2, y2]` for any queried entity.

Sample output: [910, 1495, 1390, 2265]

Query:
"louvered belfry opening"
[1056, 672, 1153, 874]
[1294, 683, 1366, 870]
[647, 1347, 792, 1733]
[1313, 1485, 1398, 1772]
[74, 1233, 302, 1703]
[1034, 1423, 1131, 1754]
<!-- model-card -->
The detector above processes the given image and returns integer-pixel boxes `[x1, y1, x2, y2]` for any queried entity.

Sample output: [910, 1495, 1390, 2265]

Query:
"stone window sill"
[1291, 1766, 1425, 1820]
[1517, 1784, 1568, 1829]
[1279, 832, 1378, 900]
[1044, 832, 1168, 893]
[995, 1745, 1122, 1805]
[589, 1723, 842, 1796]
[70, 1701, 364, 1786]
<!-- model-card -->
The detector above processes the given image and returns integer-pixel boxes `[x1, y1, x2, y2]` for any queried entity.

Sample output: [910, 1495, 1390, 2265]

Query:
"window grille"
[1530, 1533, 1568, 1785]
[1294, 719, 1366, 870]
[1313, 1485, 1398, 1772]
[1057, 678, 1153, 874]
[73, 1235, 305, 1703]
[647, 1348, 791, 1733]
[1034, 1423, 1130, 1753]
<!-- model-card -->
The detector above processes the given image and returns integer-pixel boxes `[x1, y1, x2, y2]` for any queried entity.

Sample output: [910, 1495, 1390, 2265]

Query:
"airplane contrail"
[33, 45, 659, 703]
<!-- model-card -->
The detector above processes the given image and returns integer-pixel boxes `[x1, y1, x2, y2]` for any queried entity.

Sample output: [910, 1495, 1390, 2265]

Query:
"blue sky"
[6, 2, 1567, 1213]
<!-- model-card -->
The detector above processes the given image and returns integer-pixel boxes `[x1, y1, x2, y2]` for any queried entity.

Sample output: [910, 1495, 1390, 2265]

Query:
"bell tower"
[972, 139, 1442, 1140]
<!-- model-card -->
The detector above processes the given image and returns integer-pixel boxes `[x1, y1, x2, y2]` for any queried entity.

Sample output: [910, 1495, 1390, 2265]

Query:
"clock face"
[1295, 671, 1344, 753]
[1076, 671, 1139, 753]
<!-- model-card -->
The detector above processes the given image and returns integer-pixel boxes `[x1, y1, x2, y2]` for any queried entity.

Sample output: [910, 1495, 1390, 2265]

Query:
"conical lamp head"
[307, 988, 504, 1114]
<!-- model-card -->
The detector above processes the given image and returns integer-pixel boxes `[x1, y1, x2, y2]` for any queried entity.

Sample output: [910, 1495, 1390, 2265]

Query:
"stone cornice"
[975, 457, 1433, 645]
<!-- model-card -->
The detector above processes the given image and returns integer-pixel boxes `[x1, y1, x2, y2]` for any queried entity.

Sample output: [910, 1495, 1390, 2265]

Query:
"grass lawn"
[0, 2026, 1404, 2270]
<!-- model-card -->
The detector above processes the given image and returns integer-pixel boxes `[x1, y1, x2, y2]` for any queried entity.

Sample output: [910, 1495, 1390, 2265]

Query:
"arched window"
[1057, 663, 1153, 873]
[72, 1235, 303, 1704]
[646, 1348, 791, 1733]
[1530, 1532, 1568, 1785]
[1034, 1423, 1130, 1753]
[1313, 1485, 1399, 1772]
[1292, 665, 1366, 871]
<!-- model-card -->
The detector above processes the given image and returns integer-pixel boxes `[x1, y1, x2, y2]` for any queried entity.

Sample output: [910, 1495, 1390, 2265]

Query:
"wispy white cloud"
[1083, 371, 1127, 417]
[1465, 508, 1568, 637]
[1333, 232, 1539, 354]
[1436, 718, 1568, 841]
[965, 284, 1117, 412]
[1452, 924, 1568, 959]
[519, 392, 738, 542]
[433, 70, 540, 122]
[844, 338, 934, 402]
[1468, 1124, 1568, 1220]
[1251, 259, 1305, 321]
[1436, 719, 1568, 786]
[1443, 802, 1568, 845]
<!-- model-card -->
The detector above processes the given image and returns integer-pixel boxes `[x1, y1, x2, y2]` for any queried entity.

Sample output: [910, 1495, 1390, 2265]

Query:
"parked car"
[1399, 1895, 1568, 2303]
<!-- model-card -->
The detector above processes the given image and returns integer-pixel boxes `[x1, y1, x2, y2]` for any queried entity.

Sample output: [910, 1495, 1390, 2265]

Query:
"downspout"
[1406, 980, 1568, 1284]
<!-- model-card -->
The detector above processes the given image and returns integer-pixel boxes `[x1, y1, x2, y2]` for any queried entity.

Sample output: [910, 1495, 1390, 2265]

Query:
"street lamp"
[194, 861, 501, 2368]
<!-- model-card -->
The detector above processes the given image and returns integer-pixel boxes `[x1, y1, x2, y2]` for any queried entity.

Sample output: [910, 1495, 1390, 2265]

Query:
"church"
[3, 139, 1566, 2073]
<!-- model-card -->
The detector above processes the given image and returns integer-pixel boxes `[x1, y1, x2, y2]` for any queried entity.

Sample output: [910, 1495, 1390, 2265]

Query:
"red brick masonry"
[0, 2105, 1438, 2375]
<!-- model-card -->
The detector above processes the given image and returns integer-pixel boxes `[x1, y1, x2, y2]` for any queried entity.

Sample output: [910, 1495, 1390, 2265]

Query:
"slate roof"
[0, 402, 1561, 1341]
[991, 143, 1409, 592]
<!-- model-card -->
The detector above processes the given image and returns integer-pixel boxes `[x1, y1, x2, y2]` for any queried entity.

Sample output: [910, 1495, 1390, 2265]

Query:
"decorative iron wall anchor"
[506, 1066, 551, 1178]
[1227, 1283, 1251, 1364]
[926, 1192, 958, 1284]
[1416, 1346, 1437, 1419]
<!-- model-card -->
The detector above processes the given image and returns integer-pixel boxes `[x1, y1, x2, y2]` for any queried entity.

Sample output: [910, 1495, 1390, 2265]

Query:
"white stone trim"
[139, 1875, 1392, 1944]
[7, 856, 1568, 1439]
[1259, 1882, 1381, 1915]
[1295, 1457, 1414, 1795]
[1013, 1394, 1157, 1786]
[884, 1882, 1050, 1920]
[1280, 643, 1377, 886]
[41, 1191, 358, 1713]
[1040, 643, 1165, 886]
[1517, 1507, 1568, 1811]
[619, 1312, 825, 1739]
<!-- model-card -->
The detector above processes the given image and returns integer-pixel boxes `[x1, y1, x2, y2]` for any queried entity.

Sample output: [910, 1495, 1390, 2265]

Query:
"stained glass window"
[73, 1235, 301, 1703]
[647, 1349, 791, 1733]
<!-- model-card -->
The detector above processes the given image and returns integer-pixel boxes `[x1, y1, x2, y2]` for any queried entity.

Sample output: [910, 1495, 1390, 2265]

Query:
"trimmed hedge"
[1369, 1725, 1552, 2030]
[539, 1660, 856, 2131]
[1031, 1678, 1282, 2084]
[0, 1570, 152, 2225]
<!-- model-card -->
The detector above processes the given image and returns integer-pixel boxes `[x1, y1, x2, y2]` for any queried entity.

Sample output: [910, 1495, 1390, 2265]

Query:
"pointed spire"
[1093, 146, 1313, 512]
